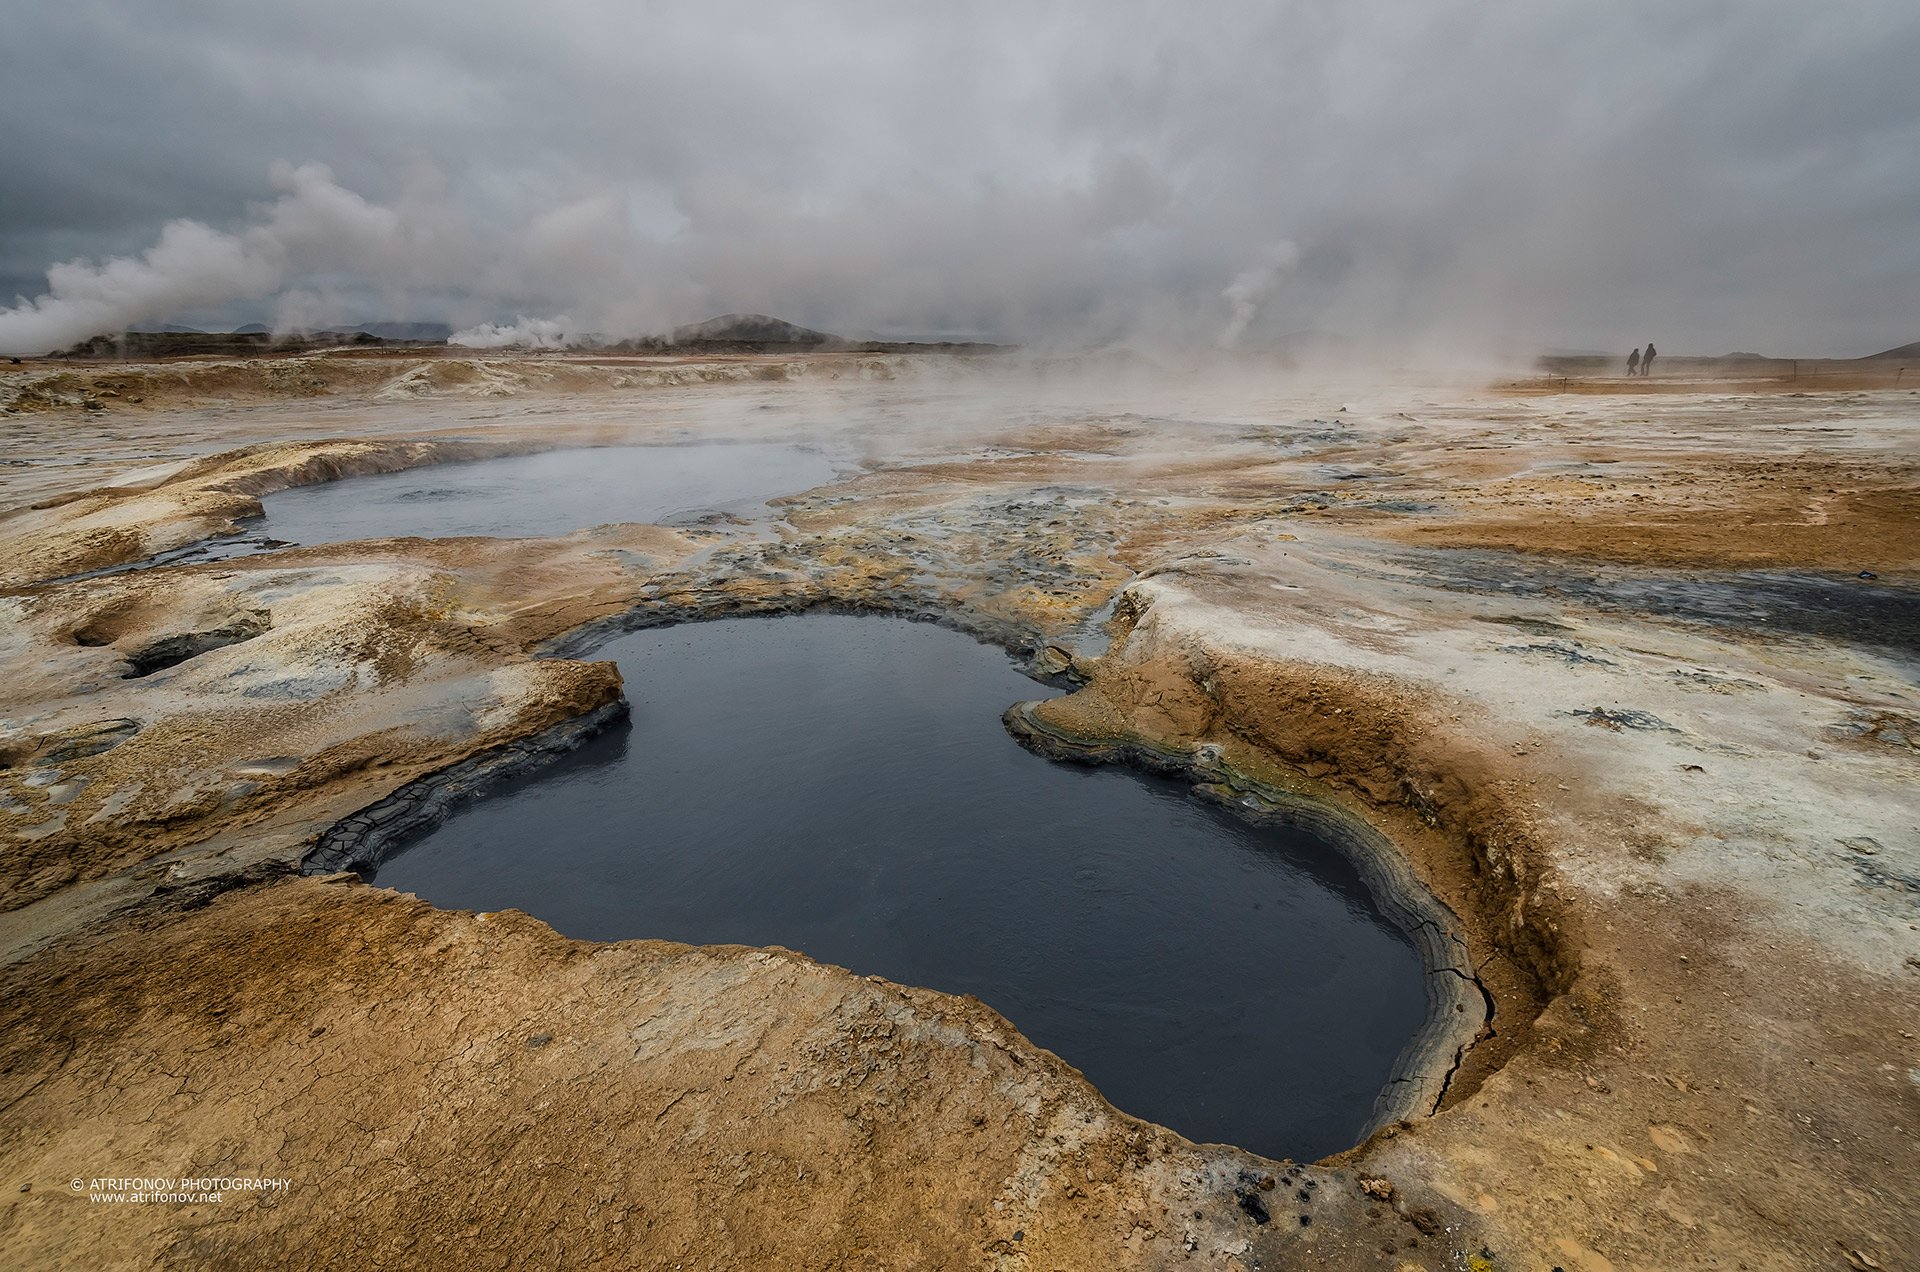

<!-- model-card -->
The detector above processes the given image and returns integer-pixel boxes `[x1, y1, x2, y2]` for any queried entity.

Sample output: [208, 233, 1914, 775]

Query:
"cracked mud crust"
[2, 352, 1917, 1270]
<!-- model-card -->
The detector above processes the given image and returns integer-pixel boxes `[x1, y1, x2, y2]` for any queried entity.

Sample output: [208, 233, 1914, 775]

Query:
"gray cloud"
[1, 0, 1915, 355]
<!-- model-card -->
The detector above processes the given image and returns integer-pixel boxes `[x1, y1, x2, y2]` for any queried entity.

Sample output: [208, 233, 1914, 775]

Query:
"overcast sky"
[2, 0, 1916, 355]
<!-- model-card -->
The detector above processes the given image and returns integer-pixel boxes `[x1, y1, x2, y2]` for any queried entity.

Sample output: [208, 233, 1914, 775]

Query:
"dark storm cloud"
[1, 0, 1915, 355]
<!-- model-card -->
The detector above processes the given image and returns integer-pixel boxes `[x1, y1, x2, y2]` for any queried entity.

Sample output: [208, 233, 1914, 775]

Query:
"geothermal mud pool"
[260, 442, 840, 542]
[356, 613, 1433, 1162]
[2, 351, 1917, 1271]
[67, 441, 842, 575]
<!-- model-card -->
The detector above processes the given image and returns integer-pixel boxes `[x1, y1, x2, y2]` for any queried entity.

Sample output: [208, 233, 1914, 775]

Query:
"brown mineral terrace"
[1, 350, 1916, 1270]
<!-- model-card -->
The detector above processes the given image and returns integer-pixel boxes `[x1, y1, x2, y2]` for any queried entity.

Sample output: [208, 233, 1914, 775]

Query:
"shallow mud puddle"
[372, 614, 1427, 1161]
[64, 443, 842, 578]
[261, 442, 839, 545]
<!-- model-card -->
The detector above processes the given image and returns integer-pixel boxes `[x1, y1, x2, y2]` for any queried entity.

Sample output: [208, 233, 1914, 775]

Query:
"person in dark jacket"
[1627, 347, 1641, 376]
[1642, 342, 1657, 376]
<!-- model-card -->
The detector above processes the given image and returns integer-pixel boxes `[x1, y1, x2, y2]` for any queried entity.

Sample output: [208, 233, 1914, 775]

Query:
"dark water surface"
[373, 615, 1427, 1161]
[261, 443, 839, 545]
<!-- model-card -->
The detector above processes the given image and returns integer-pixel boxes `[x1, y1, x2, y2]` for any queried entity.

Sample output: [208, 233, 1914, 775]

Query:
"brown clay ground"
[1, 352, 1916, 1270]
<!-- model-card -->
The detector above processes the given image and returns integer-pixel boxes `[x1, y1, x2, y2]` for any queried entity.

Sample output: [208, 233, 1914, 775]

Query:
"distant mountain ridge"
[1863, 340, 1920, 360]
[667, 313, 838, 346]
[619, 313, 1003, 354]
[46, 312, 1007, 359]
[232, 321, 453, 341]
[55, 328, 444, 359]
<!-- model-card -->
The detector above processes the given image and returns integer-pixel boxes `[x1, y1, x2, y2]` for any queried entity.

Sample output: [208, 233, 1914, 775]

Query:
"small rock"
[1857, 571, 1879, 581]
[1564, 706, 1676, 733]
[1360, 1177, 1395, 1201]
[1031, 645, 1073, 677]
[526, 1033, 553, 1048]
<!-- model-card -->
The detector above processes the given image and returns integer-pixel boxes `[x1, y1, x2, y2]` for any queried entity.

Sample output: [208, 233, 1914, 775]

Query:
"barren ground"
[1, 350, 1916, 1271]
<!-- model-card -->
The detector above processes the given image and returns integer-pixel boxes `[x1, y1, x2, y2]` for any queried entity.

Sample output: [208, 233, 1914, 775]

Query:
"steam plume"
[0, 162, 404, 356]
[449, 317, 578, 349]
[1218, 244, 1300, 349]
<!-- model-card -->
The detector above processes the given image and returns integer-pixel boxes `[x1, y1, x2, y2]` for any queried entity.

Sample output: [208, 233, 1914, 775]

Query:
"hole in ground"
[121, 610, 270, 678]
[369, 614, 1431, 1162]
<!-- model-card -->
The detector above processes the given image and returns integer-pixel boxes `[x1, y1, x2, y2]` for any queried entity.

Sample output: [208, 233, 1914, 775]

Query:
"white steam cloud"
[1218, 243, 1300, 349]
[449, 317, 579, 349]
[0, 162, 413, 355]
[0, 161, 684, 355]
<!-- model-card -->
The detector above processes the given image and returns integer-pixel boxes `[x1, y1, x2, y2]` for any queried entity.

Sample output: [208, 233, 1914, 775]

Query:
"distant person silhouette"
[1626, 348, 1641, 377]
[1642, 343, 1657, 377]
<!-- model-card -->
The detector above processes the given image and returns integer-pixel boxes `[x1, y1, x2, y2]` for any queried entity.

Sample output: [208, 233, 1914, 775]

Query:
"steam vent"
[3, 7, 1918, 1271]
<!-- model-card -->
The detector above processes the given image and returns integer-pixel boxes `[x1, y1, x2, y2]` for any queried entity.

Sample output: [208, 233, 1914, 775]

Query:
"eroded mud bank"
[1003, 693, 1486, 1135]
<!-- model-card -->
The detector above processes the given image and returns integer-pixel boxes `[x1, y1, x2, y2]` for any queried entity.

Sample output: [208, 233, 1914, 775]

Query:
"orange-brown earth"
[2, 353, 1916, 1270]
